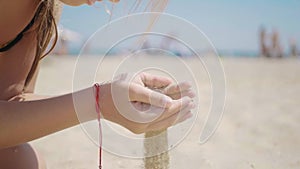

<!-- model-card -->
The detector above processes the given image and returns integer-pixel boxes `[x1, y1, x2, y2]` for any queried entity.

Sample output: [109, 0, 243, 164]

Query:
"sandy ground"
[31, 55, 300, 169]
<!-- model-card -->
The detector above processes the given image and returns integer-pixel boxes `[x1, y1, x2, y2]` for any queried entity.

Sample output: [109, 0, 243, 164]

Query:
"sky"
[59, 0, 300, 54]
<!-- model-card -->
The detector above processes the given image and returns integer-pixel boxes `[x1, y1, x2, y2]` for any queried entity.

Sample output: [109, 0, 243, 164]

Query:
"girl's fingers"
[163, 81, 192, 95]
[174, 111, 193, 125]
[131, 101, 151, 112]
[108, 0, 120, 3]
[131, 96, 194, 124]
[168, 90, 196, 100]
[147, 105, 193, 131]
[130, 84, 172, 108]
[140, 72, 173, 89]
[154, 96, 194, 122]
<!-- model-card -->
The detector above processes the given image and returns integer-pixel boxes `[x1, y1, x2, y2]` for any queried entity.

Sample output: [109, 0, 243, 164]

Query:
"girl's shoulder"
[0, 0, 40, 45]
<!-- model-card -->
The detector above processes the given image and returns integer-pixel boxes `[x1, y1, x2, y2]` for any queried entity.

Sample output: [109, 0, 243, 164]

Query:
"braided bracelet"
[94, 83, 103, 169]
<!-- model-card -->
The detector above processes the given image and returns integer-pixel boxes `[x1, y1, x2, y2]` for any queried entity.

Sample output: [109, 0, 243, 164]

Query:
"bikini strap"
[0, 15, 36, 52]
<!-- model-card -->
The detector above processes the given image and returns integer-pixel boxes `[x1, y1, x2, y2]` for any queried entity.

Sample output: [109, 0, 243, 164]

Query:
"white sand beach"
[31, 55, 300, 169]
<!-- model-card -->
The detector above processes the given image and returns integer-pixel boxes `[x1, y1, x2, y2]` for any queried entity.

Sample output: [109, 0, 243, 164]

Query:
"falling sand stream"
[144, 129, 169, 169]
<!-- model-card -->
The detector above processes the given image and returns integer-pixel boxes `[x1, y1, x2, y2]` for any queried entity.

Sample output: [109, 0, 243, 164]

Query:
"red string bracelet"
[94, 83, 103, 169]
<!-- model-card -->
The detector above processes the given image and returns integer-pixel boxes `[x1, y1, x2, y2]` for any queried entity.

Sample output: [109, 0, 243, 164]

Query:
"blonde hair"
[25, 0, 61, 87]
[25, 0, 168, 87]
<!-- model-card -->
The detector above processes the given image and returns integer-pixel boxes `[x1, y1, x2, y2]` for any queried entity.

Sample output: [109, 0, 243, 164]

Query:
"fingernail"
[190, 102, 196, 109]
[164, 96, 172, 106]
[188, 91, 196, 98]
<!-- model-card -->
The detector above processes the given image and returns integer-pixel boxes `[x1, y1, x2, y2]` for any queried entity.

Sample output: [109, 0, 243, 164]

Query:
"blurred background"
[53, 0, 300, 58]
[33, 1, 300, 168]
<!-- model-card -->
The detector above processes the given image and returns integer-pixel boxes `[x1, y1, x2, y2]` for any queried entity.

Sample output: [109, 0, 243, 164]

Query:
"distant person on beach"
[259, 27, 284, 58]
[0, 0, 195, 168]
[270, 29, 283, 58]
[259, 26, 270, 57]
[289, 38, 298, 57]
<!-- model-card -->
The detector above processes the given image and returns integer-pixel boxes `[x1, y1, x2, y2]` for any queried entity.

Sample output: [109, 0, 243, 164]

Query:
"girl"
[0, 0, 195, 168]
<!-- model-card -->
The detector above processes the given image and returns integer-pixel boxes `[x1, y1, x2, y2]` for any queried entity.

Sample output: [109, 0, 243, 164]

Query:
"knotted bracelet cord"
[94, 83, 103, 169]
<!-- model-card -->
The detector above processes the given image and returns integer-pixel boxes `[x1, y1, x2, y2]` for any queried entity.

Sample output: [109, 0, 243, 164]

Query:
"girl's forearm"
[0, 87, 97, 148]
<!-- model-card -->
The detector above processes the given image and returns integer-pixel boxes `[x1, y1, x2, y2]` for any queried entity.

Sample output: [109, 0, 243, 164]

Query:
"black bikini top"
[0, 16, 36, 52]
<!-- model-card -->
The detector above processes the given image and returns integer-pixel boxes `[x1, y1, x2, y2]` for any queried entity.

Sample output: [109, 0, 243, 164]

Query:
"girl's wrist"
[72, 86, 98, 122]
[97, 82, 112, 120]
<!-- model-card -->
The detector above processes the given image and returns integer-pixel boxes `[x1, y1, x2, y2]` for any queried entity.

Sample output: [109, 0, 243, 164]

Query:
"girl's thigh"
[0, 143, 46, 169]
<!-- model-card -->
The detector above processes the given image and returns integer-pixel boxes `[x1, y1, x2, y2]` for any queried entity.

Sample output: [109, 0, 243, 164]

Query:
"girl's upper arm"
[0, 0, 39, 44]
